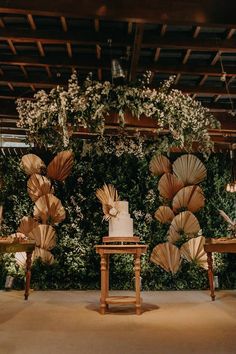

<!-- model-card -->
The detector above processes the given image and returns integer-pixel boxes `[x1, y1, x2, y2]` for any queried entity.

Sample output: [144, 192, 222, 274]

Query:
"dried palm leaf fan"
[172, 154, 207, 186]
[96, 184, 119, 220]
[33, 194, 65, 225]
[28, 224, 56, 250]
[33, 246, 54, 264]
[150, 242, 182, 274]
[158, 173, 184, 200]
[15, 252, 26, 267]
[149, 154, 172, 176]
[27, 174, 54, 202]
[219, 210, 236, 236]
[17, 216, 39, 236]
[168, 211, 201, 244]
[180, 236, 207, 270]
[21, 154, 46, 175]
[154, 206, 175, 224]
[172, 185, 205, 213]
[47, 150, 74, 181]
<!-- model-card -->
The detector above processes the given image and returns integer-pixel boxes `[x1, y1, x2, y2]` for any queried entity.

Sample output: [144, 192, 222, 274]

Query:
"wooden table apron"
[204, 240, 236, 301]
[0, 242, 35, 300]
[95, 244, 148, 315]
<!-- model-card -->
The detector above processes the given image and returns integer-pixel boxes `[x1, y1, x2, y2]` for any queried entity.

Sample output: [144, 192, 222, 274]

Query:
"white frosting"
[109, 201, 133, 237]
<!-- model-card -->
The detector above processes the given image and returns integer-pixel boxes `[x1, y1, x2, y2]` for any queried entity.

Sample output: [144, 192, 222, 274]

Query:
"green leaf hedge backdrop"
[0, 136, 235, 290]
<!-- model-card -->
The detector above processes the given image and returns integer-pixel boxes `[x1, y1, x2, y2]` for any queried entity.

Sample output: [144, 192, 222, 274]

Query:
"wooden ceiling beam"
[0, 28, 131, 46]
[2, 28, 236, 52]
[1, 55, 236, 78]
[182, 49, 191, 64]
[129, 23, 144, 81]
[1, 1, 236, 26]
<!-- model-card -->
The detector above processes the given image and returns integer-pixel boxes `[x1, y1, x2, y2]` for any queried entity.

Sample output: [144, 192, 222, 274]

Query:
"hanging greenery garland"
[16, 72, 220, 153]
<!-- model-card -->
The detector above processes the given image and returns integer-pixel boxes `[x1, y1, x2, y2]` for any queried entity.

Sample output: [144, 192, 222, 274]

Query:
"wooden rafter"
[129, 23, 144, 81]
[0, 1, 236, 26]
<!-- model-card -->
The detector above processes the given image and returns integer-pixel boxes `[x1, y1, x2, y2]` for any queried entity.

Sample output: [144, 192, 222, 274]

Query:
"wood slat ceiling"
[0, 1, 236, 149]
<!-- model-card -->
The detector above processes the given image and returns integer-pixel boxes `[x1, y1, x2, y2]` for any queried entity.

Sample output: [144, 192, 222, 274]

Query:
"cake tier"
[109, 215, 133, 237]
[115, 201, 129, 215]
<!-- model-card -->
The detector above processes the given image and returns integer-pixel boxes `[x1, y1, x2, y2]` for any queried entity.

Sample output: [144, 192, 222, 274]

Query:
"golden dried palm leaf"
[150, 242, 182, 274]
[173, 154, 207, 186]
[168, 211, 201, 244]
[96, 184, 119, 220]
[47, 150, 74, 181]
[15, 252, 26, 267]
[21, 154, 46, 175]
[172, 185, 205, 213]
[28, 224, 56, 250]
[17, 216, 39, 236]
[158, 173, 184, 200]
[27, 174, 54, 202]
[96, 184, 119, 206]
[180, 236, 207, 269]
[33, 194, 65, 225]
[33, 247, 54, 264]
[149, 154, 172, 176]
[154, 206, 175, 224]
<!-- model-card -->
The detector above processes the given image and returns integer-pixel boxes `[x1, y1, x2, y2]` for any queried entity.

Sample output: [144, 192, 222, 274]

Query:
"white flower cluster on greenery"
[16, 71, 220, 152]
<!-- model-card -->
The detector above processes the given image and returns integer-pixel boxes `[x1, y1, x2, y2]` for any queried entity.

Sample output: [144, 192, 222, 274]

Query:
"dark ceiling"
[0, 1, 236, 149]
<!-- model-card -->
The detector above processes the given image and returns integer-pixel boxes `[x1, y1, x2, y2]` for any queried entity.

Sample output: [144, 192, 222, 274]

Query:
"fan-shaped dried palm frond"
[21, 154, 46, 175]
[28, 224, 56, 250]
[168, 211, 201, 244]
[33, 194, 65, 225]
[150, 242, 182, 274]
[27, 174, 54, 202]
[33, 247, 54, 264]
[96, 184, 119, 220]
[158, 173, 184, 200]
[172, 185, 205, 213]
[219, 210, 236, 236]
[15, 252, 26, 267]
[180, 236, 207, 269]
[173, 154, 207, 186]
[47, 150, 74, 181]
[17, 216, 39, 236]
[149, 155, 172, 176]
[154, 206, 175, 224]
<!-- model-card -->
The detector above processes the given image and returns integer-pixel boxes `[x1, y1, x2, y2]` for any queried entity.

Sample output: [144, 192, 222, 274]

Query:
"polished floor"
[0, 290, 236, 354]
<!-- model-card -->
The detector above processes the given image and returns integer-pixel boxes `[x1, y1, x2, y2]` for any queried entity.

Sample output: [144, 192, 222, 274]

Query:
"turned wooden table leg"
[24, 251, 33, 300]
[105, 255, 109, 310]
[207, 251, 215, 301]
[100, 254, 107, 314]
[134, 253, 141, 315]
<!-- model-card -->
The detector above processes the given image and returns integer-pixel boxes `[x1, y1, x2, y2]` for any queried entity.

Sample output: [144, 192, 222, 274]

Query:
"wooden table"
[0, 240, 35, 300]
[204, 238, 236, 301]
[95, 237, 148, 315]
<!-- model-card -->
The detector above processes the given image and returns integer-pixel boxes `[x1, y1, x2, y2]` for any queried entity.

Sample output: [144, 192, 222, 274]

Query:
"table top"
[0, 240, 35, 253]
[204, 238, 236, 253]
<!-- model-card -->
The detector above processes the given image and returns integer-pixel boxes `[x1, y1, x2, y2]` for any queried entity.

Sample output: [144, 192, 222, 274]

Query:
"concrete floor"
[0, 290, 236, 354]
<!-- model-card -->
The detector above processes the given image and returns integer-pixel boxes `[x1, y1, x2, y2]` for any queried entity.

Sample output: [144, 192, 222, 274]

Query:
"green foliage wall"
[0, 138, 235, 290]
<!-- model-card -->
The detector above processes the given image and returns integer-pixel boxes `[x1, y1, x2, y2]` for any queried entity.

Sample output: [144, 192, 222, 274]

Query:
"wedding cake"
[109, 201, 133, 237]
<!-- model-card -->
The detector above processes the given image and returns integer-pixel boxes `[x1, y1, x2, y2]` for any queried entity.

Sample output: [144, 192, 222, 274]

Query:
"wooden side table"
[204, 238, 236, 301]
[0, 240, 35, 300]
[95, 237, 148, 315]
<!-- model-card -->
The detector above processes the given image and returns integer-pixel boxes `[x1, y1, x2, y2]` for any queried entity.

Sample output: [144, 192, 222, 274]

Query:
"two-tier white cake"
[109, 201, 133, 237]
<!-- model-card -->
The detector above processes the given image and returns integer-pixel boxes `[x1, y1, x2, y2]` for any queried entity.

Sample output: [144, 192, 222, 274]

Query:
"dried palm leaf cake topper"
[96, 184, 133, 237]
